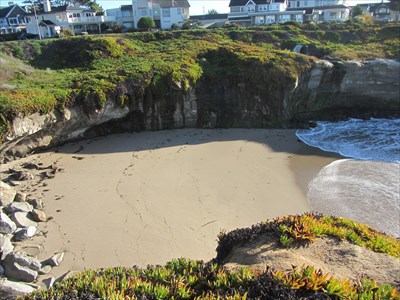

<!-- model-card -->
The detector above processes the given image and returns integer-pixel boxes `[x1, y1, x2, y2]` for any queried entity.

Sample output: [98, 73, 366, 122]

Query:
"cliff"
[0, 24, 399, 161]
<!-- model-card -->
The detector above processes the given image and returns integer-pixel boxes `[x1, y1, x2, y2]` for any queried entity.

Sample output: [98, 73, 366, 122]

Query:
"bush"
[113, 24, 124, 33]
[60, 29, 74, 37]
[170, 23, 180, 30]
[137, 17, 155, 30]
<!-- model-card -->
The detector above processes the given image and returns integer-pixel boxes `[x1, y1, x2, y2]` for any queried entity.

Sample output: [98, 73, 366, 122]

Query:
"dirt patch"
[223, 235, 400, 287]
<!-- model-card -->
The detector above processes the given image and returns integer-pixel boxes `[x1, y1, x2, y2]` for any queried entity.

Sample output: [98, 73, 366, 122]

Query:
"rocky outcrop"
[0, 59, 399, 162]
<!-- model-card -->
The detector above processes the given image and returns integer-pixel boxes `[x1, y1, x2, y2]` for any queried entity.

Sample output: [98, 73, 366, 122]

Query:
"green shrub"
[137, 17, 155, 30]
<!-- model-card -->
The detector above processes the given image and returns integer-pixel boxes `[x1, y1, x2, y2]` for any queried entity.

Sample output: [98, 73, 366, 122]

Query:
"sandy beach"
[1, 129, 338, 281]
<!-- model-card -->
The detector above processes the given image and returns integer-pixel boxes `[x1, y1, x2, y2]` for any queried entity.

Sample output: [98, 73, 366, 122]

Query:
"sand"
[1, 129, 338, 281]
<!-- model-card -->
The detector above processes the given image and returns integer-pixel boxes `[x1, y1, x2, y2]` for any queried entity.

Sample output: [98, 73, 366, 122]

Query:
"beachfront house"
[132, 0, 190, 29]
[0, 3, 27, 34]
[25, 0, 115, 38]
[228, 0, 351, 25]
[105, 5, 135, 30]
[356, 2, 392, 22]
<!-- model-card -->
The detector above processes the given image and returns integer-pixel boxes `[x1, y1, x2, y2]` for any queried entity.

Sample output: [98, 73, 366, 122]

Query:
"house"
[228, 0, 350, 26]
[356, 2, 392, 21]
[190, 13, 229, 28]
[0, 3, 27, 34]
[228, 0, 305, 26]
[132, 0, 190, 29]
[106, 5, 135, 30]
[287, 0, 350, 22]
[25, 0, 115, 38]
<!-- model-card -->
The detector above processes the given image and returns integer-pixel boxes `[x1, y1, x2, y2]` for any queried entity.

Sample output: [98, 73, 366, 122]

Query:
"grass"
[17, 214, 400, 299]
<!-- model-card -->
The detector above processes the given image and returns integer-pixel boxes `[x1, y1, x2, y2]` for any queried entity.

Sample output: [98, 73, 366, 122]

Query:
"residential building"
[25, 0, 115, 38]
[106, 5, 134, 29]
[228, 0, 351, 25]
[0, 4, 27, 34]
[132, 0, 190, 29]
[228, 0, 305, 26]
[356, 2, 391, 21]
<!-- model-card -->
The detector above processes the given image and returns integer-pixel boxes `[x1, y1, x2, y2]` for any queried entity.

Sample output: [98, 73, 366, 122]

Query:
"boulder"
[27, 198, 43, 210]
[5, 202, 33, 215]
[14, 192, 27, 202]
[4, 251, 41, 271]
[0, 279, 36, 298]
[30, 209, 47, 222]
[43, 252, 64, 267]
[0, 182, 16, 207]
[11, 212, 37, 228]
[3, 260, 38, 282]
[0, 236, 14, 259]
[0, 213, 17, 234]
[13, 227, 37, 242]
[42, 276, 55, 289]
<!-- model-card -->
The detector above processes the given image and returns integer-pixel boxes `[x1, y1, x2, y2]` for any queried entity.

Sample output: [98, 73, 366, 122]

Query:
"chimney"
[44, 0, 51, 12]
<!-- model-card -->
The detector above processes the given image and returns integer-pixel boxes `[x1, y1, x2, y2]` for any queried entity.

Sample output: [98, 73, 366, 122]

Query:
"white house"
[25, 0, 115, 38]
[228, 0, 305, 26]
[0, 3, 27, 34]
[228, 0, 351, 25]
[132, 0, 190, 29]
[106, 5, 135, 30]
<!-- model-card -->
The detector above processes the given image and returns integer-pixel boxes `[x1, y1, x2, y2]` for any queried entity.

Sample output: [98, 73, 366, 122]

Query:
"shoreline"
[1, 128, 338, 283]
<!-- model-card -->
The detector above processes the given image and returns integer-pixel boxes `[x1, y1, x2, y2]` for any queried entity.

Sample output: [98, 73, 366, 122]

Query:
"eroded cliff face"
[1, 59, 399, 162]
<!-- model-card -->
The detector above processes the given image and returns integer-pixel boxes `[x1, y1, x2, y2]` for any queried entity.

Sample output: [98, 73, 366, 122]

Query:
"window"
[329, 12, 337, 18]
[26, 17, 31, 22]
[177, 7, 182, 14]
[162, 8, 170, 18]
[139, 8, 147, 16]
[8, 18, 17, 25]
[297, 1, 300, 7]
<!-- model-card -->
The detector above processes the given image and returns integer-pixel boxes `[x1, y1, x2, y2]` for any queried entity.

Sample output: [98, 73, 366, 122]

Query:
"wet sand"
[1, 129, 338, 281]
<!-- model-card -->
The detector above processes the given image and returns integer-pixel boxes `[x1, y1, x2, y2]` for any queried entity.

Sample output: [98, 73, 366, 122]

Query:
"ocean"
[296, 118, 400, 237]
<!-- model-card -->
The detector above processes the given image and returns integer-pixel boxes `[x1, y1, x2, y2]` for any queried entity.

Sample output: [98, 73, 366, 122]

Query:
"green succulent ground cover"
[0, 22, 399, 142]
[21, 214, 399, 300]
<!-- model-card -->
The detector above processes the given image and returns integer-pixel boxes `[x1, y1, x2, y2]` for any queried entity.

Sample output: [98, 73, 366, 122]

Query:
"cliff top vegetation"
[0, 22, 399, 143]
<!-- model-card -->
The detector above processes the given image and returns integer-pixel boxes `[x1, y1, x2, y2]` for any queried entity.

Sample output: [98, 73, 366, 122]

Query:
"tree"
[352, 5, 364, 17]
[137, 17, 155, 30]
[206, 9, 218, 15]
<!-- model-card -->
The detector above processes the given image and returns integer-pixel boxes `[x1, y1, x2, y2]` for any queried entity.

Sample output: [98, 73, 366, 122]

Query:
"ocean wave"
[296, 118, 400, 163]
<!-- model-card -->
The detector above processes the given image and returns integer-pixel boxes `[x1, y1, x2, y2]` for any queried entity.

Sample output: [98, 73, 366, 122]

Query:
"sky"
[6, 0, 388, 16]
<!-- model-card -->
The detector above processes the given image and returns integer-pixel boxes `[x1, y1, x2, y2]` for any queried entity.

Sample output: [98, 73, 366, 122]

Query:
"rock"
[27, 198, 43, 209]
[38, 265, 52, 275]
[8, 170, 34, 182]
[0, 265, 4, 275]
[0, 212, 17, 234]
[42, 276, 55, 289]
[30, 209, 47, 222]
[5, 202, 33, 214]
[13, 227, 37, 242]
[14, 192, 27, 202]
[0, 236, 14, 259]
[11, 212, 37, 228]
[0, 279, 36, 296]
[3, 259, 38, 282]
[4, 251, 41, 271]
[43, 252, 64, 267]
[0, 181, 16, 207]
[56, 270, 76, 282]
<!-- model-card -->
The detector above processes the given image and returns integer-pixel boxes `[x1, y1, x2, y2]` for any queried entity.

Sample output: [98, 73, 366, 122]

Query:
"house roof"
[287, 4, 349, 11]
[229, 0, 284, 7]
[26, 5, 95, 16]
[0, 4, 27, 18]
[158, 0, 190, 8]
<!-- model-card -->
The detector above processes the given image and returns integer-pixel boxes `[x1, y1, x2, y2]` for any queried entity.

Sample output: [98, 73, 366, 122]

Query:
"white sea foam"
[296, 118, 400, 163]
[308, 159, 400, 237]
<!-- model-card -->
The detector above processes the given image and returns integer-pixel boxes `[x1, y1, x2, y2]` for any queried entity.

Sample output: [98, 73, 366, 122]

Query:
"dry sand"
[1, 129, 338, 281]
